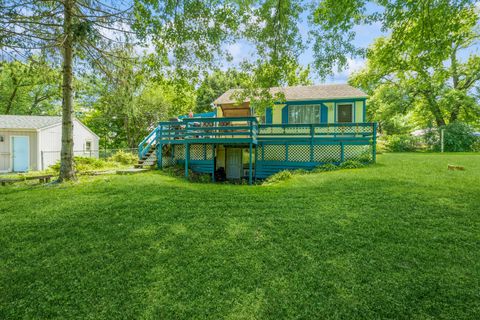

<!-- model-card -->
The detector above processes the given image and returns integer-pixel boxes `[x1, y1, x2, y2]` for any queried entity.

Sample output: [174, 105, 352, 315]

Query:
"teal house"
[138, 84, 376, 184]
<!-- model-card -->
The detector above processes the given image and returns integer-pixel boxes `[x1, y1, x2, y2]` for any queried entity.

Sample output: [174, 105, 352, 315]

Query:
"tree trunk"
[425, 95, 446, 127]
[58, 0, 76, 182]
[5, 86, 18, 114]
[449, 46, 460, 123]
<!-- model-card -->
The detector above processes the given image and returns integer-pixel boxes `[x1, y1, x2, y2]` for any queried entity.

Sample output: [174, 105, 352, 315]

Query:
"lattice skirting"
[256, 142, 373, 178]
[160, 144, 214, 169]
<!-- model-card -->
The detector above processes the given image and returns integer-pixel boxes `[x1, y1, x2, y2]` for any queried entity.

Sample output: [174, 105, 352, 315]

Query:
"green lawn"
[1, 153, 479, 319]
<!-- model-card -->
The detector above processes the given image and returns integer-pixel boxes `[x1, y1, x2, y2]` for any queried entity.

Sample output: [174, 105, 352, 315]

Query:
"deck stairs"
[134, 146, 157, 168]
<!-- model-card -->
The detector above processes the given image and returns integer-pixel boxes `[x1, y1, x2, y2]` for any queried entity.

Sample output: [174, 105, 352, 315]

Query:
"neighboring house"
[0, 115, 99, 172]
[137, 84, 377, 184]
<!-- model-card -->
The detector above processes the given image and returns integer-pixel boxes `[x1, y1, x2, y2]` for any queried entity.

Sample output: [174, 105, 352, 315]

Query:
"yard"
[1, 153, 479, 319]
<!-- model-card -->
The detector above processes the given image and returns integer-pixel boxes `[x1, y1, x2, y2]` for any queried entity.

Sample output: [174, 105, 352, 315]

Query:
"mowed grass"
[1, 153, 479, 319]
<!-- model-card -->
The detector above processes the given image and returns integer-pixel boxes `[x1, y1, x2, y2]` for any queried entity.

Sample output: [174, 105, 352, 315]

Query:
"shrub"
[356, 151, 372, 163]
[264, 170, 293, 184]
[293, 169, 309, 175]
[108, 150, 138, 165]
[384, 134, 420, 152]
[339, 160, 365, 169]
[195, 174, 212, 183]
[435, 122, 478, 152]
[49, 157, 118, 173]
[163, 165, 185, 177]
[312, 163, 339, 172]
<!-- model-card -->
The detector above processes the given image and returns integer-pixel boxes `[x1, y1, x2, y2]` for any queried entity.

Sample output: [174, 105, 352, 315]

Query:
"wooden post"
[157, 126, 162, 169]
[157, 143, 162, 169]
[310, 124, 314, 162]
[440, 129, 445, 153]
[248, 142, 253, 185]
[254, 144, 258, 182]
[185, 143, 189, 179]
[340, 142, 344, 162]
[212, 144, 215, 182]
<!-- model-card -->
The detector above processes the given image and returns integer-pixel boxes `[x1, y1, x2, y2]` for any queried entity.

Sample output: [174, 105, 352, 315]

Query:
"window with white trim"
[85, 140, 92, 152]
[288, 104, 320, 124]
[337, 104, 353, 123]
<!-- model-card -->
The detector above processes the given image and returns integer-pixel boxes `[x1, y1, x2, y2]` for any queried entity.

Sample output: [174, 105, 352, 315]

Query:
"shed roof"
[213, 84, 367, 105]
[0, 115, 62, 129]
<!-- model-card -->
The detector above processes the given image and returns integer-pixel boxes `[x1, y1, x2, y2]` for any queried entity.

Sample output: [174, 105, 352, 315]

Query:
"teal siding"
[281, 105, 288, 124]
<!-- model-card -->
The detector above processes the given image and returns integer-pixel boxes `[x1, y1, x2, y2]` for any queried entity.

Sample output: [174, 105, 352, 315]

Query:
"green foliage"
[108, 150, 138, 165]
[79, 48, 196, 149]
[0, 58, 61, 115]
[49, 157, 120, 173]
[264, 170, 293, 184]
[195, 69, 245, 113]
[347, 2, 480, 128]
[312, 163, 339, 172]
[384, 134, 421, 152]
[338, 160, 365, 169]
[1, 154, 480, 319]
[426, 122, 479, 152]
[441, 122, 479, 152]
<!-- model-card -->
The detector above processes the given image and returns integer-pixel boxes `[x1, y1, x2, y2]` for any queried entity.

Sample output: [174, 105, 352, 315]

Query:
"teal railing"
[258, 122, 375, 138]
[157, 117, 258, 141]
[138, 125, 160, 159]
[139, 119, 376, 159]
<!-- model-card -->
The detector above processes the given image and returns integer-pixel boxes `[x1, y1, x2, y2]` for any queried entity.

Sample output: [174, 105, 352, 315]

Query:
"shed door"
[226, 148, 242, 179]
[12, 136, 29, 172]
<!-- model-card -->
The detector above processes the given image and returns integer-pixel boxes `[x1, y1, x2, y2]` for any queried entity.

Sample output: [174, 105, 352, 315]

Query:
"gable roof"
[0, 115, 62, 129]
[213, 84, 367, 105]
[0, 115, 100, 138]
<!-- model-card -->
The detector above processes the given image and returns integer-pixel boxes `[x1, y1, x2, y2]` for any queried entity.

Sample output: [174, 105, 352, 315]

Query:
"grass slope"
[1, 153, 479, 319]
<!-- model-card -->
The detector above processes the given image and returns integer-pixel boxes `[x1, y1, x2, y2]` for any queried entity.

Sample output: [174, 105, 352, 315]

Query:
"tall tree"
[347, 3, 480, 128]
[0, 58, 61, 115]
[0, 0, 133, 181]
[195, 69, 245, 113]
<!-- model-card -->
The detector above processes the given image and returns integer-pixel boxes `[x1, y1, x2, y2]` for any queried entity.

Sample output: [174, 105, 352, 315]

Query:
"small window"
[0, 136, 4, 142]
[85, 140, 92, 152]
[337, 104, 353, 123]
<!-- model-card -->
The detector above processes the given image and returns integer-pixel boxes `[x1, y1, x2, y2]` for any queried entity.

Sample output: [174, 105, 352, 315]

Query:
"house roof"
[213, 84, 367, 105]
[0, 115, 62, 130]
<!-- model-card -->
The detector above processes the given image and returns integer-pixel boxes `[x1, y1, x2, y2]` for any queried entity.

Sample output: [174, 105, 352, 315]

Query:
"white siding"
[38, 120, 99, 170]
[0, 130, 38, 172]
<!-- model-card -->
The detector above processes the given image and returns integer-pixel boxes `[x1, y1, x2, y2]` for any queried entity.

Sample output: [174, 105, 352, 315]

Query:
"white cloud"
[329, 58, 366, 83]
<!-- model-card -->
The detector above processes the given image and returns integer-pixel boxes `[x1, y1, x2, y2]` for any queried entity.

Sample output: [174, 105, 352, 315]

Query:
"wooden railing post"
[185, 143, 190, 179]
[248, 142, 253, 185]
[310, 124, 314, 162]
[340, 142, 345, 162]
[212, 144, 216, 182]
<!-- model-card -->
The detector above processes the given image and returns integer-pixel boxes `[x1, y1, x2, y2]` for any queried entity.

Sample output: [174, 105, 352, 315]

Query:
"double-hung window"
[288, 104, 320, 124]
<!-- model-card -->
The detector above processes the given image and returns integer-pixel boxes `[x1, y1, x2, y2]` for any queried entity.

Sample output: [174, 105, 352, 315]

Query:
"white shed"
[0, 115, 99, 172]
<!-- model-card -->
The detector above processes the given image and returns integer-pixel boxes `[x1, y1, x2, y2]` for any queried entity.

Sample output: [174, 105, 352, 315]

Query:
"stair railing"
[138, 126, 160, 159]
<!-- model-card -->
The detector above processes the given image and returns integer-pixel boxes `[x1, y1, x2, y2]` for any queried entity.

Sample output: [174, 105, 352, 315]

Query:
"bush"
[108, 150, 138, 165]
[312, 163, 339, 172]
[384, 134, 420, 152]
[433, 122, 478, 152]
[49, 157, 119, 173]
[339, 160, 365, 169]
[264, 170, 293, 184]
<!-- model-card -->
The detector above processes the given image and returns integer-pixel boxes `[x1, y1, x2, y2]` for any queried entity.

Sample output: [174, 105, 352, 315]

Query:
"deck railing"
[139, 117, 377, 161]
[258, 122, 375, 138]
[157, 117, 259, 142]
